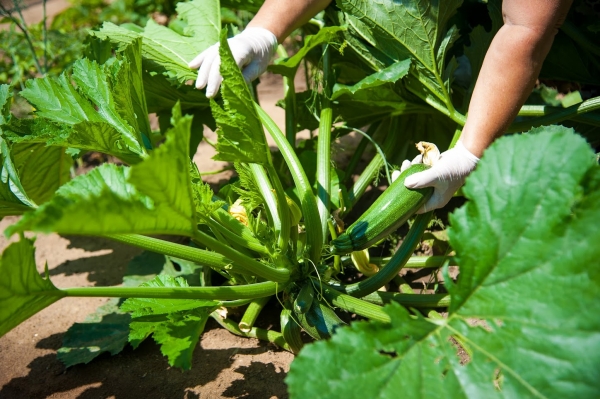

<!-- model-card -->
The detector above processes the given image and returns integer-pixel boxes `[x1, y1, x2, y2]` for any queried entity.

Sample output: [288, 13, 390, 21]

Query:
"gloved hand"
[395, 141, 479, 213]
[188, 27, 278, 98]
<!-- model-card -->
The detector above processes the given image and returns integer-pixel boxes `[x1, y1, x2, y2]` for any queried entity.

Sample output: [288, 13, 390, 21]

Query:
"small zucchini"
[331, 164, 432, 254]
[296, 298, 346, 340]
[294, 282, 314, 314]
[281, 308, 304, 354]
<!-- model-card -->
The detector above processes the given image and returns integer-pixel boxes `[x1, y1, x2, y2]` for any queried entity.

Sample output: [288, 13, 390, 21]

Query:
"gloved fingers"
[415, 189, 453, 214]
[411, 154, 423, 164]
[391, 169, 402, 182]
[205, 59, 224, 98]
[188, 45, 213, 69]
[195, 48, 219, 90]
[404, 167, 439, 189]
[400, 160, 411, 173]
[241, 61, 263, 83]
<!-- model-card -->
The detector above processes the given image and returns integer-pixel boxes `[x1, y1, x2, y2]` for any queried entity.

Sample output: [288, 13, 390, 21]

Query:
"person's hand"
[395, 141, 479, 213]
[188, 27, 278, 98]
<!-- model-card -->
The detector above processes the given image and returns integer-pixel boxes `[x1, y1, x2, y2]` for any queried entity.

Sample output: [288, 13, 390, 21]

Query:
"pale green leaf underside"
[287, 126, 600, 398]
[211, 29, 269, 164]
[8, 105, 196, 237]
[0, 239, 64, 337]
[331, 59, 411, 99]
[93, 0, 219, 85]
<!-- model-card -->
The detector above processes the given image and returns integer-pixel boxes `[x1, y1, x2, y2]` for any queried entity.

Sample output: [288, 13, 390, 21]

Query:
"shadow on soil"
[47, 235, 144, 286]
[0, 323, 289, 399]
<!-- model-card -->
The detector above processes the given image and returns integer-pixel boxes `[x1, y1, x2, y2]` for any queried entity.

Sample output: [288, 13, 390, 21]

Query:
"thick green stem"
[336, 212, 433, 298]
[208, 213, 270, 256]
[361, 292, 451, 308]
[508, 96, 600, 133]
[256, 104, 323, 263]
[369, 255, 454, 269]
[249, 163, 286, 249]
[277, 45, 298, 148]
[105, 234, 247, 274]
[347, 118, 400, 210]
[192, 230, 290, 283]
[266, 164, 291, 253]
[62, 281, 283, 300]
[317, 45, 333, 244]
[319, 284, 390, 323]
[211, 311, 291, 351]
[342, 123, 380, 184]
[239, 296, 271, 332]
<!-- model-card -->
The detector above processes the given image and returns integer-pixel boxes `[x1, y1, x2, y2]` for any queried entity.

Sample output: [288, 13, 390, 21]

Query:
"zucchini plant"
[0, 0, 599, 396]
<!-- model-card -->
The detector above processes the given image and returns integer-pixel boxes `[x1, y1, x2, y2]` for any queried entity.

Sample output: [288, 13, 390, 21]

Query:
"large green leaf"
[11, 143, 71, 205]
[337, 0, 462, 110]
[93, 0, 220, 85]
[210, 29, 270, 164]
[8, 104, 197, 237]
[57, 250, 205, 368]
[0, 238, 65, 337]
[269, 27, 345, 78]
[122, 275, 218, 370]
[287, 126, 600, 398]
[7, 52, 146, 163]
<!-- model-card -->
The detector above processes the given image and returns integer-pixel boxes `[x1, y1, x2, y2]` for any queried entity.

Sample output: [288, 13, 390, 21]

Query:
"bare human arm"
[460, 0, 573, 157]
[247, 0, 332, 43]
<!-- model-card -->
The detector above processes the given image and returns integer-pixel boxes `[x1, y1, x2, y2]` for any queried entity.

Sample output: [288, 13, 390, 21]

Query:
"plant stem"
[265, 164, 291, 254]
[1, 1, 43, 75]
[277, 45, 298, 148]
[317, 45, 333, 244]
[336, 212, 433, 298]
[192, 230, 290, 283]
[105, 233, 246, 274]
[368, 255, 454, 269]
[319, 284, 390, 323]
[508, 96, 600, 133]
[211, 311, 291, 351]
[249, 163, 280, 241]
[347, 118, 399, 210]
[256, 104, 323, 263]
[342, 122, 380, 184]
[239, 296, 271, 332]
[207, 215, 270, 257]
[211, 208, 271, 256]
[61, 281, 283, 300]
[360, 292, 451, 308]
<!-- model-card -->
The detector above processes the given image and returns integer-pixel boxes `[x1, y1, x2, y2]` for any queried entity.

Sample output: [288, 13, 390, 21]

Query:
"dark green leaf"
[0, 239, 64, 337]
[288, 126, 600, 398]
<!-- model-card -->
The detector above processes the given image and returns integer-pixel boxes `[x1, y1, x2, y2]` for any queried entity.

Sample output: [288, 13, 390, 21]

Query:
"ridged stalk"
[211, 311, 291, 351]
[62, 281, 283, 300]
[256, 105, 323, 262]
[317, 45, 333, 243]
[369, 255, 454, 269]
[347, 118, 400, 209]
[106, 234, 246, 274]
[508, 96, 600, 133]
[335, 212, 433, 298]
[319, 284, 390, 323]
[192, 230, 290, 283]
[239, 296, 271, 332]
[360, 292, 451, 308]
[206, 216, 270, 256]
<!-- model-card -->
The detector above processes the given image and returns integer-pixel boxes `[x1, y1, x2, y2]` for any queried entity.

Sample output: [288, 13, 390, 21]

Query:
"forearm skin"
[461, 0, 573, 157]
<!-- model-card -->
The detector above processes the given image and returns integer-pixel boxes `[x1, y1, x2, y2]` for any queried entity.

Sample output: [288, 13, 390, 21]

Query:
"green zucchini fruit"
[293, 282, 314, 314]
[280, 308, 304, 354]
[296, 298, 346, 340]
[331, 164, 432, 254]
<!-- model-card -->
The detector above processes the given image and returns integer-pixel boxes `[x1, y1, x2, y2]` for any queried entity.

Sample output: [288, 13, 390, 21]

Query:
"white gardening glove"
[396, 141, 479, 214]
[188, 27, 278, 98]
